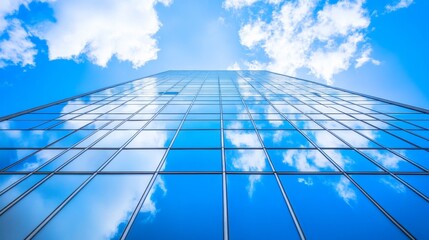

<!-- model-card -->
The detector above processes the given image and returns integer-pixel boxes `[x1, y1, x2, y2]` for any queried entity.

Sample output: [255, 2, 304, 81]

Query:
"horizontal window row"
[0, 173, 428, 239]
[2, 146, 428, 173]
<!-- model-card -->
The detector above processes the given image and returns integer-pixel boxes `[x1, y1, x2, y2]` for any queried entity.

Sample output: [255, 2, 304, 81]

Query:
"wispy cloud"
[0, 19, 37, 68]
[385, 0, 414, 13]
[223, 0, 258, 10]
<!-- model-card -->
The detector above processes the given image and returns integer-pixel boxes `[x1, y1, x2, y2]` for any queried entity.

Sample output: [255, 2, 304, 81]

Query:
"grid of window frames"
[0, 70, 429, 239]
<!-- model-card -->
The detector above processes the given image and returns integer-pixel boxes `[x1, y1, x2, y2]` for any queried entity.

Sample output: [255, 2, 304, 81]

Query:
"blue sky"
[0, 0, 427, 116]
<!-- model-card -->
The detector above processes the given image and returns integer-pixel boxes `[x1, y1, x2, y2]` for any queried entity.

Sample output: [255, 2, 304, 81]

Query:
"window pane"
[61, 150, 115, 171]
[268, 149, 337, 172]
[7, 150, 63, 172]
[34, 174, 151, 239]
[352, 175, 429, 239]
[361, 150, 422, 172]
[173, 130, 221, 148]
[0, 174, 88, 240]
[323, 149, 382, 172]
[93, 130, 137, 148]
[162, 150, 221, 171]
[260, 130, 313, 148]
[224, 130, 262, 148]
[0, 149, 35, 170]
[103, 150, 165, 171]
[127, 130, 175, 148]
[280, 175, 405, 239]
[126, 174, 222, 239]
[225, 150, 271, 172]
[227, 174, 299, 239]
[302, 130, 347, 148]
[0, 174, 46, 210]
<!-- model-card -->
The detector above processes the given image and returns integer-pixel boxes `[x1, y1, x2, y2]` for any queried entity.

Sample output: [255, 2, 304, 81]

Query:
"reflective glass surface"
[227, 174, 299, 239]
[0, 70, 428, 239]
[35, 174, 151, 239]
[126, 174, 223, 239]
[280, 175, 405, 239]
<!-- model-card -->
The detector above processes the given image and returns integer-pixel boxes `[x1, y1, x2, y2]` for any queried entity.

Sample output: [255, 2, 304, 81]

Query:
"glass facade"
[0, 70, 428, 239]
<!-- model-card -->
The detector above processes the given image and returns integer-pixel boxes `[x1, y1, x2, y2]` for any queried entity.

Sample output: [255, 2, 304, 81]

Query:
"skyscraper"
[0, 70, 428, 239]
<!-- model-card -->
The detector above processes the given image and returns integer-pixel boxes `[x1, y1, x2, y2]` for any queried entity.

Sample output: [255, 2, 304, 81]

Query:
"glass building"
[0, 70, 428, 239]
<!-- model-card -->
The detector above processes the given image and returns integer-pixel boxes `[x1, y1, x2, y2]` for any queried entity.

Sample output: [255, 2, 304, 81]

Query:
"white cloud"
[334, 176, 357, 204]
[35, 0, 171, 68]
[355, 46, 380, 68]
[380, 177, 406, 193]
[0, 0, 31, 33]
[0, 0, 171, 68]
[0, 19, 37, 68]
[227, 62, 241, 70]
[223, 0, 259, 9]
[385, 0, 413, 12]
[282, 149, 335, 171]
[235, 0, 375, 84]
[297, 177, 313, 186]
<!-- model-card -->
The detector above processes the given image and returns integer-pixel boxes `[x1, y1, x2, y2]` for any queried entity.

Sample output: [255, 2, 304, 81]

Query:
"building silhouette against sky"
[0, 70, 428, 239]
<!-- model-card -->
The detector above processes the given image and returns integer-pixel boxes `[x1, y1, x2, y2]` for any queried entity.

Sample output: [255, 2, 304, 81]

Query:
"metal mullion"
[1, 84, 159, 215]
[219, 75, 229, 240]
[30, 94, 116, 130]
[268, 70, 429, 114]
[305, 115, 429, 203]
[237, 72, 417, 239]
[120, 71, 208, 240]
[293, 79, 429, 146]
[230, 72, 306, 240]
[0, 76, 172, 173]
[40, 95, 128, 130]
[0, 71, 168, 122]
[303, 92, 429, 173]
[296, 99, 429, 203]
[331, 105, 429, 171]
[252, 72, 429, 173]
[25, 72, 192, 239]
[304, 97, 429, 173]
[0, 87, 157, 173]
[327, 95, 429, 147]
[25, 73, 171, 130]
[245, 72, 420, 237]
[0, 120, 113, 197]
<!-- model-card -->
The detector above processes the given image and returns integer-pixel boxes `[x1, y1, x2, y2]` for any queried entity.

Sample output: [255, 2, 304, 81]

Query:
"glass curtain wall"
[0, 70, 428, 239]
